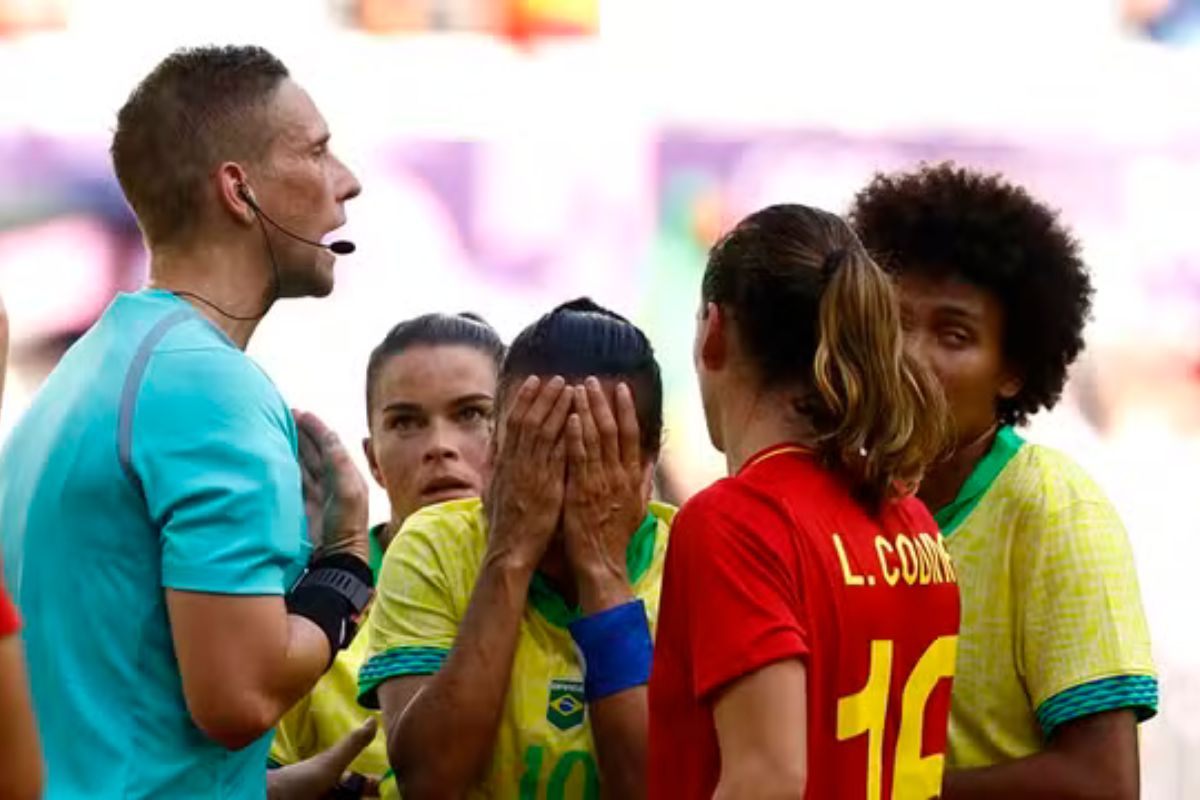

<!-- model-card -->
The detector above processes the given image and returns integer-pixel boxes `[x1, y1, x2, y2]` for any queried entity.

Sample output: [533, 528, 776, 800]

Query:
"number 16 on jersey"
[837, 636, 958, 800]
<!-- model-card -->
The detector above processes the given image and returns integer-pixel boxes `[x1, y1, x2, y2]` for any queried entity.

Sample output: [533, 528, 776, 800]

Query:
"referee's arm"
[167, 411, 370, 751]
[168, 593, 335, 750]
[134, 354, 370, 752]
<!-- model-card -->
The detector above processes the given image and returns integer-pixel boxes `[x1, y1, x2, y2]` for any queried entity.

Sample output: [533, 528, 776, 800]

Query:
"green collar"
[528, 513, 659, 628]
[933, 426, 1024, 536]
[368, 524, 387, 582]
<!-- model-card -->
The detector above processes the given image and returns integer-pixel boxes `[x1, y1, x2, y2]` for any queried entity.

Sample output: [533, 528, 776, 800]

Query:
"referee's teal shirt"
[0, 289, 310, 799]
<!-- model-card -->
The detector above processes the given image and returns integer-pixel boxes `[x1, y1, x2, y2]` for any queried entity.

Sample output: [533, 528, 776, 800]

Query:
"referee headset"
[170, 181, 356, 322]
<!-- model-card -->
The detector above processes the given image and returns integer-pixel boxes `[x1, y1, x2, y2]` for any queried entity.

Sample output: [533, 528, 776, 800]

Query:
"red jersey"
[0, 580, 19, 638]
[648, 445, 960, 800]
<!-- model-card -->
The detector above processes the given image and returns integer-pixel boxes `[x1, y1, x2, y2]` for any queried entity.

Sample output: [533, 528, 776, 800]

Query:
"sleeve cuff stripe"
[357, 665, 442, 710]
[359, 663, 443, 682]
[358, 647, 449, 690]
[361, 654, 446, 675]
[1037, 674, 1159, 736]
[368, 645, 449, 658]
[362, 652, 446, 668]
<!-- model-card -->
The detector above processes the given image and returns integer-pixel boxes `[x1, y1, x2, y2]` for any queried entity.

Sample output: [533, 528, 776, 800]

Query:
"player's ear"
[363, 437, 385, 489]
[640, 461, 654, 504]
[697, 302, 728, 372]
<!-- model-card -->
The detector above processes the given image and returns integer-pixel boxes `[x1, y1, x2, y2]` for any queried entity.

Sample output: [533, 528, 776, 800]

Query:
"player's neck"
[147, 240, 272, 349]
[917, 424, 998, 513]
[536, 539, 578, 607]
[720, 387, 818, 476]
[379, 511, 416, 552]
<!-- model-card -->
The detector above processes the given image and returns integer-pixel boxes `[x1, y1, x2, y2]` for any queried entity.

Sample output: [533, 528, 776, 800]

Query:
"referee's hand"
[294, 410, 370, 564]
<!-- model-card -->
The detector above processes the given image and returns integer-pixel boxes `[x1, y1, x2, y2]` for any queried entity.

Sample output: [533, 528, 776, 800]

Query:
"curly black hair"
[847, 162, 1093, 426]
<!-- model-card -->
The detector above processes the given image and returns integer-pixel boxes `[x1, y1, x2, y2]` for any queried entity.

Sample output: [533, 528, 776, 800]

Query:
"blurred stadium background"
[1, 1, 1199, 795]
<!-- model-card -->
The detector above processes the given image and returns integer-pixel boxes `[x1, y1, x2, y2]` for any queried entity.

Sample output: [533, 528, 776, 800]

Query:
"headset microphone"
[169, 184, 356, 323]
[237, 184, 356, 255]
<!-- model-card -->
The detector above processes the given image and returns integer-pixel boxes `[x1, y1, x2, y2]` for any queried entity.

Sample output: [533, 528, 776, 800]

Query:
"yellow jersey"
[359, 497, 674, 800]
[937, 427, 1157, 767]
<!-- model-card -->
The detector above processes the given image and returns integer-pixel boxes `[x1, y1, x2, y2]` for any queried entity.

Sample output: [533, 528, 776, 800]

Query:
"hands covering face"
[483, 376, 649, 588]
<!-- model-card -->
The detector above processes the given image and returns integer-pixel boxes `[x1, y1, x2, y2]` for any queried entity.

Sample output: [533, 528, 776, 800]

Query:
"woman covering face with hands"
[359, 298, 671, 800]
[269, 312, 505, 800]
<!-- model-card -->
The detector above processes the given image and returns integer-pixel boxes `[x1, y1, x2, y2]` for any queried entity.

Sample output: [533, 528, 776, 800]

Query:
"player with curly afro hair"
[850, 162, 1092, 431]
[849, 163, 1156, 799]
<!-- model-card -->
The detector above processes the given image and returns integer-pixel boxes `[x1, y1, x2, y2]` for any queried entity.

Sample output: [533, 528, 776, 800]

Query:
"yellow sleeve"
[357, 508, 462, 709]
[1016, 496, 1157, 736]
[269, 691, 315, 766]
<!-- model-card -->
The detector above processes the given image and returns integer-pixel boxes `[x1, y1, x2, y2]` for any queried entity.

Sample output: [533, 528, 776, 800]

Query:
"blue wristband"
[568, 599, 653, 702]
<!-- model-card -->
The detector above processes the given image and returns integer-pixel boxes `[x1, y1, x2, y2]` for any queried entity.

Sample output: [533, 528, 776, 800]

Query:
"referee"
[0, 45, 368, 800]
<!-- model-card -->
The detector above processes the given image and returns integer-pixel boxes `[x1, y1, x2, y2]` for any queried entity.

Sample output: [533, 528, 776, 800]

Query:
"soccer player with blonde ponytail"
[648, 204, 960, 800]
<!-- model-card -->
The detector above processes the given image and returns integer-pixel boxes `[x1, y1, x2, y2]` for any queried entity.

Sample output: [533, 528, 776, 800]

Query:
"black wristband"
[285, 553, 373, 663]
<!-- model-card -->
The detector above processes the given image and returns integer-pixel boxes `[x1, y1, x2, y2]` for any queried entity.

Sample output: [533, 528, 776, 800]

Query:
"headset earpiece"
[232, 181, 354, 255]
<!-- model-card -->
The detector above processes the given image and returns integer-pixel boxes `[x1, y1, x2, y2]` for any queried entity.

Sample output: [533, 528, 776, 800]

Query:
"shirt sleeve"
[0, 581, 19, 638]
[132, 347, 309, 596]
[358, 510, 461, 709]
[1017, 497, 1158, 737]
[673, 487, 808, 701]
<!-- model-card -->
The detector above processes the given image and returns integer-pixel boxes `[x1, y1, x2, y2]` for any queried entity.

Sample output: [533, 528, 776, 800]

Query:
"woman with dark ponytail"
[648, 204, 960, 799]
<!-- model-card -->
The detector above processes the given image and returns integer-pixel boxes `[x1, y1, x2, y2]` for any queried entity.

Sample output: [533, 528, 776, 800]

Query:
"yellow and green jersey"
[938, 426, 1157, 768]
[359, 497, 675, 800]
[270, 528, 389, 778]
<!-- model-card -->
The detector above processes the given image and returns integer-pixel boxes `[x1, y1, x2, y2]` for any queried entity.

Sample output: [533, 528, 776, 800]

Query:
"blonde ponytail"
[701, 203, 949, 505]
[811, 246, 949, 504]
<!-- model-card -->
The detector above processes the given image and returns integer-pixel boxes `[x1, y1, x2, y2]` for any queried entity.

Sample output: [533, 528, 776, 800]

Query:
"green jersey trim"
[357, 645, 450, 709]
[934, 426, 1025, 536]
[1036, 674, 1159, 738]
[528, 513, 659, 629]
[368, 524, 387, 583]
